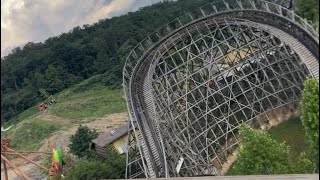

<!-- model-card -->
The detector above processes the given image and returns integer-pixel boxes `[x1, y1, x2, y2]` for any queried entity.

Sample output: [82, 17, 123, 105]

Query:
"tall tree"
[65, 146, 126, 179]
[296, 0, 319, 22]
[45, 65, 64, 93]
[301, 78, 319, 171]
[229, 124, 314, 175]
[231, 124, 292, 175]
[69, 125, 99, 158]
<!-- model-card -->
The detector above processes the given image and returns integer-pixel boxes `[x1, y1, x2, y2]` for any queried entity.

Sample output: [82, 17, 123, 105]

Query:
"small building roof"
[92, 122, 133, 148]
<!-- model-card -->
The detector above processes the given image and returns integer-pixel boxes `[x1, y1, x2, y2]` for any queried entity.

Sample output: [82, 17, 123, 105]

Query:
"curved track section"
[123, 0, 319, 178]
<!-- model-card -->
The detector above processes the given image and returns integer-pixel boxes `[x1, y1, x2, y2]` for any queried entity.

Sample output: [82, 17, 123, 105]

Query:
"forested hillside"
[1, 0, 318, 123]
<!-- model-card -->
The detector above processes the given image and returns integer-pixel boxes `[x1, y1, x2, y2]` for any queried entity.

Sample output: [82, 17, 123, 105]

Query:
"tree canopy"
[230, 124, 313, 175]
[65, 146, 126, 179]
[231, 124, 292, 175]
[296, 0, 319, 22]
[0, 0, 215, 123]
[301, 78, 319, 171]
[1, 0, 318, 123]
[69, 125, 99, 158]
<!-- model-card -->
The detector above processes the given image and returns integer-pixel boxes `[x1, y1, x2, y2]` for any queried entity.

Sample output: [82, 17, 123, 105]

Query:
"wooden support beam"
[2, 151, 51, 156]
[1, 154, 30, 180]
[5, 147, 50, 172]
[2, 151, 51, 154]
[2, 159, 9, 180]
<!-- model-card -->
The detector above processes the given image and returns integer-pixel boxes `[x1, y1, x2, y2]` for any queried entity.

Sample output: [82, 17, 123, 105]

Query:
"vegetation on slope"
[3, 0, 318, 123]
[296, 0, 319, 22]
[49, 75, 126, 120]
[0, 0, 216, 123]
[1, 75, 126, 152]
[4, 119, 62, 151]
[3, 74, 126, 127]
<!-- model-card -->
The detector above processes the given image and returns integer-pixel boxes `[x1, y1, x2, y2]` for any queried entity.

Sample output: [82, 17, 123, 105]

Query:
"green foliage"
[268, 117, 310, 162]
[2, 106, 38, 127]
[0, 0, 184, 123]
[2, 74, 126, 139]
[228, 117, 315, 175]
[231, 124, 292, 175]
[1, 0, 317, 123]
[5, 119, 61, 151]
[65, 146, 126, 179]
[296, 0, 319, 22]
[1, 0, 221, 123]
[301, 78, 319, 170]
[69, 125, 99, 158]
[294, 152, 314, 174]
[49, 78, 126, 120]
[40, 152, 78, 179]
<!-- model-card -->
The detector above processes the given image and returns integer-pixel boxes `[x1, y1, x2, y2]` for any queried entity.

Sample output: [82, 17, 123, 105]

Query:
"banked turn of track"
[123, 0, 319, 178]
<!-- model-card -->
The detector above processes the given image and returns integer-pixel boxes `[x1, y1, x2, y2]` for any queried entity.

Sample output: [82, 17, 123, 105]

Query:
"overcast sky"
[1, 0, 164, 57]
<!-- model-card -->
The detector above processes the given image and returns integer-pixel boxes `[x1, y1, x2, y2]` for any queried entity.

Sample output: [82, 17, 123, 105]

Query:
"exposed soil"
[1, 112, 128, 179]
[2, 106, 301, 178]
[221, 150, 239, 175]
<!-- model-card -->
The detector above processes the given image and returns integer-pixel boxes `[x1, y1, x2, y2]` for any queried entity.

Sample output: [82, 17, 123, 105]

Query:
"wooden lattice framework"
[123, 0, 319, 178]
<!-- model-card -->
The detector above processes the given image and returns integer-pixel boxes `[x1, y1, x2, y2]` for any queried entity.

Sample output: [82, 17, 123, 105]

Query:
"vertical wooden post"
[1, 154, 30, 180]
[2, 159, 9, 180]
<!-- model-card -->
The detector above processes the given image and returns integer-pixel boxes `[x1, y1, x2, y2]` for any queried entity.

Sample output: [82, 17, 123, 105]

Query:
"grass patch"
[226, 117, 309, 175]
[4, 119, 62, 151]
[269, 117, 310, 162]
[268, 116, 310, 161]
[1, 75, 126, 151]
[48, 80, 126, 120]
[4, 74, 127, 124]
[3, 106, 39, 127]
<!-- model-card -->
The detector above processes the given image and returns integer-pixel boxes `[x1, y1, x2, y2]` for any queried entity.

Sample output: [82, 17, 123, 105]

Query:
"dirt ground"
[38, 112, 128, 152]
[1, 162, 34, 180]
[1, 107, 300, 178]
[1, 112, 128, 179]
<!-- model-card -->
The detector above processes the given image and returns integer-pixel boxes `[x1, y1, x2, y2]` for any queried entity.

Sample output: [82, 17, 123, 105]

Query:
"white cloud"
[1, 0, 163, 57]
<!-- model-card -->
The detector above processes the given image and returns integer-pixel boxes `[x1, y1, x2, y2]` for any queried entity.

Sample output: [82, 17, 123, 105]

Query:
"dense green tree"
[45, 65, 65, 92]
[69, 125, 99, 158]
[117, 38, 138, 65]
[301, 78, 319, 171]
[1, 0, 183, 122]
[65, 146, 126, 179]
[1, 0, 318, 123]
[294, 152, 314, 174]
[230, 124, 314, 175]
[296, 0, 319, 22]
[231, 124, 292, 175]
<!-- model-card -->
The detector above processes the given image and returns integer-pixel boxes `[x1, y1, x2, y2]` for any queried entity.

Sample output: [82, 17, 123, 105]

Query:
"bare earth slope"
[1, 112, 128, 179]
